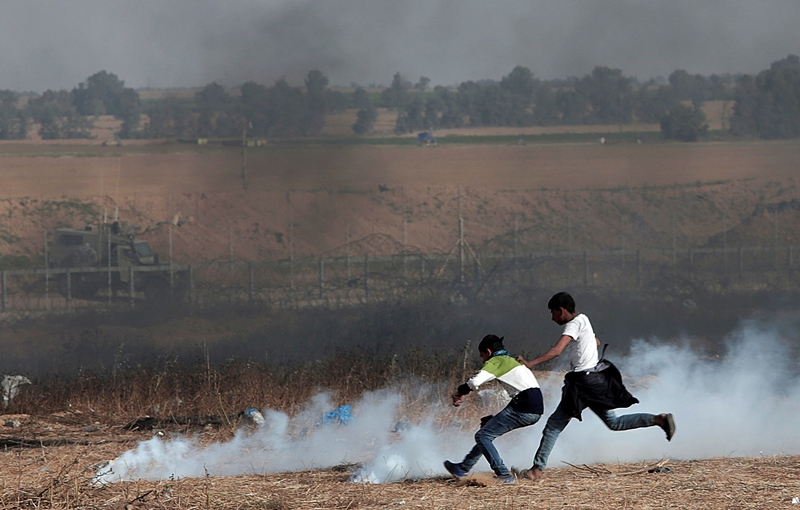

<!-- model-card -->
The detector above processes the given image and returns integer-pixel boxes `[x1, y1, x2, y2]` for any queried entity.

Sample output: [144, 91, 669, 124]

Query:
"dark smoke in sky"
[1, 0, 799, 92]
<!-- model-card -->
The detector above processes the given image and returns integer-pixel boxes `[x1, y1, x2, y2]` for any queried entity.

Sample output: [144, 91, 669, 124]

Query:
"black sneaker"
[660, 413, 676, 441]
[443, 460, 466, 478]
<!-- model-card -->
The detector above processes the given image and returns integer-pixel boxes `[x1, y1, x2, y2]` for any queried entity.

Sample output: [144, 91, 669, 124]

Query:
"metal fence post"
[636, 250, 641, 287]
[364, 255, 369, 300]
[723, 246, 728, 278]
[188, 264, 195, 305]
[528, 253, 534, 289]
[228, 225, 234, 274]
[403, 219, 408, 281]
[289, 252, 295, 291]
[774, 244, 779, 272]
[248, 262, 254, 303]
[169, 223, 174, 292]
[738, 246, 743, 283]
[65, 269, 72, 311]
[346, 244, 352, 299]
[44, 231, 49, 310]
[672, 214, 677, 265]
[107, 226, 113, 304]
[1, 271, 6, 313]
[319, 257, 325, 299]
[129, 266, 135, 308]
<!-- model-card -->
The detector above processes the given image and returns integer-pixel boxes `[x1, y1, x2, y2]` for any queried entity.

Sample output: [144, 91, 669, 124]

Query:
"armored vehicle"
[50, 222, 187, 302]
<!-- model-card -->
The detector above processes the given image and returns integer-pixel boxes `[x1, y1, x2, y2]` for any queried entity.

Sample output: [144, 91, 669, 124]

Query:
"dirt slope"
[1, 140, 799, 264]
[2, 141, 800, 264]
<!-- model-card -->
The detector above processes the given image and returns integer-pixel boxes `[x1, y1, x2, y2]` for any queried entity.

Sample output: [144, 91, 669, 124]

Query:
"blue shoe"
[443, 460, 466, 478]
[497, 474, 516, 485]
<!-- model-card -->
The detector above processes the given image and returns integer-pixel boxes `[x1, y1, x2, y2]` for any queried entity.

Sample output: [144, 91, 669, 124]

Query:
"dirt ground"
[0, 411, 798, 509]
[2, 141, 798, 198]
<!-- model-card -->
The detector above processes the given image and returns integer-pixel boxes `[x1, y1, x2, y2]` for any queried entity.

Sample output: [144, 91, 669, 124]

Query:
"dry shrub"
[6, 341, 468, 429]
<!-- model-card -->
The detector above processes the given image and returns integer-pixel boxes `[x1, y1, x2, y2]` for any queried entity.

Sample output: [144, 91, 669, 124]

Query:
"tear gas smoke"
[94, 318, 800, 484]
[93, 392, 400, 484]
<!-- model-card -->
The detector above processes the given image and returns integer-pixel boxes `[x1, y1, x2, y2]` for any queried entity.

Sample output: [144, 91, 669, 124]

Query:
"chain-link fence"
[2, 243, 798, 314]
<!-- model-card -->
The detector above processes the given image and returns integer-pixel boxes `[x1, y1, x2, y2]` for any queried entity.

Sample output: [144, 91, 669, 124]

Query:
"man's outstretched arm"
[518, 335, 572, 368]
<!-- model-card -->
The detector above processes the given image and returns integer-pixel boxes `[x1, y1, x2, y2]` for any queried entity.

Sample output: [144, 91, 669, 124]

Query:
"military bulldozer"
[49, 222, 188, 302]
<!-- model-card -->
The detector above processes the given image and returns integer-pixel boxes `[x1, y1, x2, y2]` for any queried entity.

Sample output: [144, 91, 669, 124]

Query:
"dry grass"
[0, 429, 797, 510]
[1, 347, 798, 508]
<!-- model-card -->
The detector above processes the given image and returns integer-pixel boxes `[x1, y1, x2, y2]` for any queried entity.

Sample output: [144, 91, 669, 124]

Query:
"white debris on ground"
[2, 375, 31, 408]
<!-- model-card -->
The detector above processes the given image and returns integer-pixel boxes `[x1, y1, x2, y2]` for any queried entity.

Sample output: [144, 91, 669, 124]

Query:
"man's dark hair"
[479, 334, 505, 353]
[548, 292, 576, 313]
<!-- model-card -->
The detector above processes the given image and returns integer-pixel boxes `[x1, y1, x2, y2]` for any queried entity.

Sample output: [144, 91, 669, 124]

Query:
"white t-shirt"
[562, 313, 599, 372]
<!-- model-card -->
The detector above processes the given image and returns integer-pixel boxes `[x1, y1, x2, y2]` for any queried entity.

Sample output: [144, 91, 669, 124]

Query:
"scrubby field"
[1, 421, 796, 510]
[2, 137, 800, 508]
[1, 384, 798, 509]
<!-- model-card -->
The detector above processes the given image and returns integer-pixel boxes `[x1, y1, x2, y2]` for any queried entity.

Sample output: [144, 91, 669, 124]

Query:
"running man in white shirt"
[517, 292, 676, 482]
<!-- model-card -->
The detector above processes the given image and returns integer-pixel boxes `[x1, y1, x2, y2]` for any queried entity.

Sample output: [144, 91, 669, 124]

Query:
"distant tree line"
[730, 54, 800, 139]
[382, 66, 728, 141]
[142, 70, 350, 139]
[374, 56, 800, 142]
[30, 71, 141, 139]
[0, 54, 797, 142]
[0, 70, 350, 141]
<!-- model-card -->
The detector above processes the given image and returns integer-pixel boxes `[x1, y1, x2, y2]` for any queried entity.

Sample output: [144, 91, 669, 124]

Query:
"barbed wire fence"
[2, 235, 799, 316]
[2, 185, 799, 315]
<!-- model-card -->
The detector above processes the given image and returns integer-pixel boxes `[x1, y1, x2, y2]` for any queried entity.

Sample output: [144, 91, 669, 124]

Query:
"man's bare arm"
[518, 335, 572, 368]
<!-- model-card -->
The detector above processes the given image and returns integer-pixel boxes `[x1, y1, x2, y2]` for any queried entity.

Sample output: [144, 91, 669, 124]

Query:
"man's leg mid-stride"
[525, 400, 572, 481]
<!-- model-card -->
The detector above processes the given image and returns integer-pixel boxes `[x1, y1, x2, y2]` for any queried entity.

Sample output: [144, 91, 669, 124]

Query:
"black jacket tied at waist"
[561, 361, 639, 420]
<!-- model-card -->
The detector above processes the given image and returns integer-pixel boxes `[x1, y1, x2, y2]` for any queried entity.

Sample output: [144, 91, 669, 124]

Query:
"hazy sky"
[2, 0, 799, 92]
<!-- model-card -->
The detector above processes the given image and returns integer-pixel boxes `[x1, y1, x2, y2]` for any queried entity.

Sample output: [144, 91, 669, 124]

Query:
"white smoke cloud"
[93, 391, 404, 483]
[95, 318, 800, 484]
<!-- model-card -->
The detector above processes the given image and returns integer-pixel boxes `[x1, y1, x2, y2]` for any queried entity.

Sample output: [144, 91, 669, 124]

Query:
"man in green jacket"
[444, 334, 544, 484]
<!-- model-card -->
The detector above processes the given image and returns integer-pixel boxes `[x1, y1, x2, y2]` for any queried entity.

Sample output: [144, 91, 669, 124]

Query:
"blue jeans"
[532, 399, 656, 470]
[459, 405, 541, 477]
